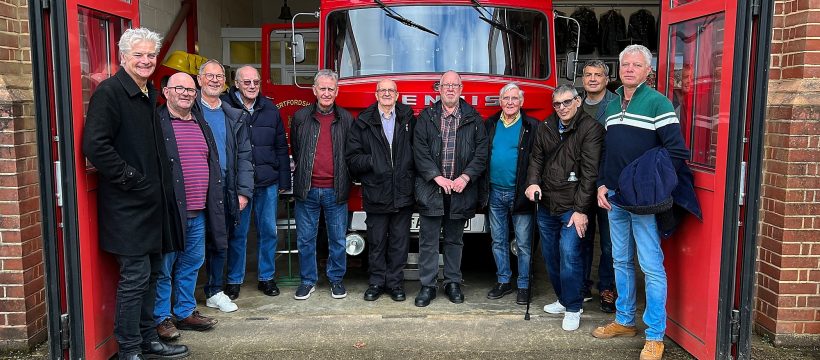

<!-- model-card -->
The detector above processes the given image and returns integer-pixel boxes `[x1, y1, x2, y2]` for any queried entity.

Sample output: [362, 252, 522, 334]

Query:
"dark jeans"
[537, 208, 584, 312]
[114, 252, 161, 356]
[418, 196, 466, 287]
[204, 196, 232, 298]
[365, 206, 412, 289]
[581, 206, 615, 292]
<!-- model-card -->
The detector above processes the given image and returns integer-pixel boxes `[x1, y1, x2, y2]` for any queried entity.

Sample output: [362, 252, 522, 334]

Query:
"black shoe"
[390, 287, 406, 302]
[600, 289, 616, 313]
[414, 285, 437, 307]
[444, 282, 464, 304]
[486, 282, 514, 300]
[363, 285, 383, 301]
[257, 280, 280, 296]
[515, 288, 530, 305]
[582, 287, 593, 302]
[140, 340, 189, 359]
[119, 353, 145, 360]
[224, 284, 240, 300]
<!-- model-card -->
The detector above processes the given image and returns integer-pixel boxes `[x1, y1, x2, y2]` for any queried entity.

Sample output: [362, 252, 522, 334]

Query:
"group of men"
[83, 27, 691, 360]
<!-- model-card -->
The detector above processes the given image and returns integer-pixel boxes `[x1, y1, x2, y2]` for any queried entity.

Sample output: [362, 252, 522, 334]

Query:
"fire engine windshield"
[325, 5, 549, 79]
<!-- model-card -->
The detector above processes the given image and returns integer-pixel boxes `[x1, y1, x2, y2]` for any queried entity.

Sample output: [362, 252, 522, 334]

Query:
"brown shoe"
[591, 322, 638, 339]
[640, 340, 664, 360]
[175, 310, 217, 331]
[156, 318, 180, 341]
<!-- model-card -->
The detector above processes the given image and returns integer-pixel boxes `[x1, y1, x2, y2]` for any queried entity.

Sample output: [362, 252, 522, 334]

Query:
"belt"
[187, 210, 203, 219]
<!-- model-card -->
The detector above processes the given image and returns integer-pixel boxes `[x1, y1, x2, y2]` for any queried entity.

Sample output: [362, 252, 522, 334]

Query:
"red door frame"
[655, 0, 765, 358]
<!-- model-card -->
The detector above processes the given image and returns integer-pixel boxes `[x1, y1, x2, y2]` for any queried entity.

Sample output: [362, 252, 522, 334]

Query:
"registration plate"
[409, 214, 471, 232]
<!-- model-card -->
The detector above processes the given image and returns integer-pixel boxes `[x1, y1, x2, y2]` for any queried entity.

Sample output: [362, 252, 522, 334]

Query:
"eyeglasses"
[440, 83, 462, 90]
[501, 96, 521, 103]
[202, 73, 225, 81]
[239, 79, 260, 86]
[552, 97, 578, 109]
[166, 86, 197, 96]
[315, 86, 336, 93]
[376, 88, 397, 94]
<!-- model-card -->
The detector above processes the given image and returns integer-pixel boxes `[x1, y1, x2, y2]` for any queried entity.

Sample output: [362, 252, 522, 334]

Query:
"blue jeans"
[608, 190, 667, 341]
[537, 208, 584, 312]
[295, 187, 348, 285]
[488, 189, 533, 288]
[226, 184, 279, 284]
[204, 191, 231, 298]
[581, 206, 615, 292]
[154, 212, 206, 323]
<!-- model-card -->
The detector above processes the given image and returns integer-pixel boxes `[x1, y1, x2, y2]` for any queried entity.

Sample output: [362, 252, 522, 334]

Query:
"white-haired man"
[82, 28, 188, 360]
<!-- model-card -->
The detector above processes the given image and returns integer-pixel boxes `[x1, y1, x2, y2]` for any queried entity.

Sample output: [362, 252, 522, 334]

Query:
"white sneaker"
[562, 311, 581, 331]
[206, 291, 238, 313]
[543, 300, 566, 314]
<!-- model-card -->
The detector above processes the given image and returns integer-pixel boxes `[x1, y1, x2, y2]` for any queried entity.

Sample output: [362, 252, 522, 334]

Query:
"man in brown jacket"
[524, 84, 604, 332]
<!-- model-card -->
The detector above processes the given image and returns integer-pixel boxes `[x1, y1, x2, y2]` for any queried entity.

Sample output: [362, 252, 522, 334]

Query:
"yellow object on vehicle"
[163, 51, 208, 75]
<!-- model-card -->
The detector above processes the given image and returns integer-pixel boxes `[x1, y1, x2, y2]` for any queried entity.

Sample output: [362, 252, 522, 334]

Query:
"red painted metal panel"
[657, 0, 738, 357]
[66, 1, 138, 359]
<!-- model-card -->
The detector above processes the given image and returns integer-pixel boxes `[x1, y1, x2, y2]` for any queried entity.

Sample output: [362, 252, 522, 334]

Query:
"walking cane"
[525, 191, 540, 321]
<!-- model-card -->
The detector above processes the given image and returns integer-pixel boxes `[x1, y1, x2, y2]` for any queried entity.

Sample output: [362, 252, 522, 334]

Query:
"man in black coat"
[81, 28, 187, 360]
[220, 66, 290, 300]
[290, 69, 354, 300]
[482, 83, 538, 305]
[346, 79, 415, 302]
[196, 59, 252, 314]
[413, 71, 488, 307]
[153, 72, 224, 341]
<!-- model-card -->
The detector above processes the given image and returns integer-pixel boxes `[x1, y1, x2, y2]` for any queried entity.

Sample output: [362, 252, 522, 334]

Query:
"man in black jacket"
[220, 66, 291, 300]
[195, 60, 253, 313]
[82, 28, 187, 360]
[153, 72, 223, 341]
[346, 79, 415, 302]
[290, 69, 354, 300]
[525, 84, 604, 332]
[413, 71, 488, 307]
[483, 83, 538, 305]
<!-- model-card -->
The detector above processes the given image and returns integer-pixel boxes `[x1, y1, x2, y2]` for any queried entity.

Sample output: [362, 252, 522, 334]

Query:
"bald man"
[346, 79, 416, 302]
[154, 72, 225, 342]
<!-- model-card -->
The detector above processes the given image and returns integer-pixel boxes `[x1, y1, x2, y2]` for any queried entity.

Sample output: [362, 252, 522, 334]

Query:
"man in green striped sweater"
[591, 45, 689, 360]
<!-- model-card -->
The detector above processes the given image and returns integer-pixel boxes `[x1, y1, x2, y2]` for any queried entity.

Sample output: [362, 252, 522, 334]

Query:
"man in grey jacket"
[195, 59, 253, 313]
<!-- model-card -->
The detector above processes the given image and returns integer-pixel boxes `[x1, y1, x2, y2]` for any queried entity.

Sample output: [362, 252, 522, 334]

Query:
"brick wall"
[755, 0, 820, 347]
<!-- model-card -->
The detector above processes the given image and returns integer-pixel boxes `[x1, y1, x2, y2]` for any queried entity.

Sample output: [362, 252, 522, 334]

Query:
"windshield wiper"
[471, 0, 529, 41]
[374, 0, 439, 36]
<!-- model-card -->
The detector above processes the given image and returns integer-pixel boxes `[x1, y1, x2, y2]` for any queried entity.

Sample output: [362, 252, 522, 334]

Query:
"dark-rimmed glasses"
[552, 97, 578, 109]
[166, 86, 197, 96]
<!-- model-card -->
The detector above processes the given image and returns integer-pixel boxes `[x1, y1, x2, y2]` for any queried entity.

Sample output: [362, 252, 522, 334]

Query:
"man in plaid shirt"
[413, 71, 488, 307]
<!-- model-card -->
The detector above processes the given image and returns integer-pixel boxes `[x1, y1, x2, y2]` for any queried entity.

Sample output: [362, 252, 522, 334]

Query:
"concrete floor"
[2, 253, 818, 359]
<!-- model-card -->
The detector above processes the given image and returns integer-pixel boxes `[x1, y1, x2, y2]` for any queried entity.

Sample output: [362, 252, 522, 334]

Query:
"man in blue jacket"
[196, 60, 253, 312]
[221, 66, 291, 300]
[592, 45, 690, 360]
[580, 60, 618, 313]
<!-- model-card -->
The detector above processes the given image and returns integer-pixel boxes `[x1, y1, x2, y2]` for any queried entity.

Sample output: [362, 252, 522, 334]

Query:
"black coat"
[481, 110, 539, 214]
[414, 99, 488, 219]
[526, 110, 604, 216]
[193, 97, 254, 226]
[346, 102, 416, 213]
[290, 103, 354, 202]
[81, 68, 183, 256]
[221, 88, 291, 190]
[571, 7, 599, 55]
[628, 9, 658, 51]
[598, 10, 627, 56]
[158, 106, 229, 250]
